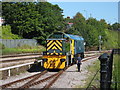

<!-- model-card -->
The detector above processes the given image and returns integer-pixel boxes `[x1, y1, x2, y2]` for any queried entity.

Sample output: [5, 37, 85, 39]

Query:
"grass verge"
[78, 60, 100, 88]
[111, 55, 120, 89]
[1, 45, 45, 55]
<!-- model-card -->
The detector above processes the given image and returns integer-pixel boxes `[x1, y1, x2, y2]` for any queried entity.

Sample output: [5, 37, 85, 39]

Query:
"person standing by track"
[76, 54, 82, 72]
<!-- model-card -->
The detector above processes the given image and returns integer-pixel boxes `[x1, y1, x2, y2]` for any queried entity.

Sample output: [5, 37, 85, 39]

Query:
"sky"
[48, 1, 119, 24]
[1, 0, 119, 24]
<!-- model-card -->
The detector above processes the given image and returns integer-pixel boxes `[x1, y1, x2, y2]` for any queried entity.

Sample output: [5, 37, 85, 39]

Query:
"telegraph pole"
[99, 35, 102, 52]
[83, 10, 88, 20]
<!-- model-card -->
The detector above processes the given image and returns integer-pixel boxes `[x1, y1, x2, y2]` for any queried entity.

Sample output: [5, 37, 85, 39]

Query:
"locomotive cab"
[42, 32, 84, 69]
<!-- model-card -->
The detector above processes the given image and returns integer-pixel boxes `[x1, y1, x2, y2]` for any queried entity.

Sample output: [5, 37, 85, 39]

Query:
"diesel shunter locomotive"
[42, 32, 85, 69]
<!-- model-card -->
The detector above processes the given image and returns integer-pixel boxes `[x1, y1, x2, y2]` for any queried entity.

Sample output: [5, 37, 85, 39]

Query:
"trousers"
[77, 63, 81, 72]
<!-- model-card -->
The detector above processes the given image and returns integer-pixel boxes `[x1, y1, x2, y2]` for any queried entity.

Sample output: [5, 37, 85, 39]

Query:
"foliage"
[64, 12, 120, 50]
[2, 2, 65, 45]
[2, 45, 45, 55]
[0, 43, 5, 49]
[103, 30, 119, 49]
[16, 44, 33, 49]
[2, 2, 120, 49]
[112, 55, 120, 89]
[108, 22, 120, 31]
[65, 12, 108, 48]
[0, 25, 20, 39]
[76, 60, 100, 88]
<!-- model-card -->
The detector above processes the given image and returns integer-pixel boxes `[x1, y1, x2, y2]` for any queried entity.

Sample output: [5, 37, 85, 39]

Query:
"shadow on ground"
[27, 62, 63, 72]
[27, 62, 45, 72]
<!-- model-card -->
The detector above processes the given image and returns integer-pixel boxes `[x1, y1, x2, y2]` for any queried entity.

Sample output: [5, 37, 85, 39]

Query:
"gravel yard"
[51, 57, 98, 88]
[0, 57, 99, 89]
[0, 71, 41, 86]
[1, 59, 35, 68]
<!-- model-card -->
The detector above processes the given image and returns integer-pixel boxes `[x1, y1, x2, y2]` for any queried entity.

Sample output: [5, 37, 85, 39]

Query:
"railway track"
[0, 68, 69, 89]
[0, 53, 41, 58]
[20, 68, 68, 89]
[1, 55, 41, 63]
[0, 55, 98, 89]
[1, 50, 107, 63]
[0, 70, 48, 89]
[1, 53, 97, 63]
[85, 50, 111, 54]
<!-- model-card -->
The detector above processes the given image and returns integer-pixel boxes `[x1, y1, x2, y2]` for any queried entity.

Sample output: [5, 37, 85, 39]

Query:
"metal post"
[99, 35, 102, 52]
[107, 50, 114, 89]
[99, 53, 109, 90]
[28, 65, 31, 69]
[41, 60, 43, 66]
[16, 68, 19, 72]
[8, 69, 11, 77]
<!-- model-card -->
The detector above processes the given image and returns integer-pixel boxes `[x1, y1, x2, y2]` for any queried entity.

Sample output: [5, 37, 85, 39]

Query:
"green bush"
[16, 44, 32, 49]
[102, 29, 119, 50]
[1, 25, 21, 39]
[2, 45, 46, 55]
[0, 43, 5, 49]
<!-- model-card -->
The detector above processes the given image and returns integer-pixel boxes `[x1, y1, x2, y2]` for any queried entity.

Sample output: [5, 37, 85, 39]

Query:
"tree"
[2, 2, 65, 44]
[1, 25, 20, 39]
[112, 23, 120, 31]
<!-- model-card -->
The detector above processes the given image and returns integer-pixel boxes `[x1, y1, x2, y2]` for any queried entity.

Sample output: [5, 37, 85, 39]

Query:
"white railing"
[0, 60, 42, 77]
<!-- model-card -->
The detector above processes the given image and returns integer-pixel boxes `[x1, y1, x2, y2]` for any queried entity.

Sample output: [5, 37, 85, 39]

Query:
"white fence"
[0, 39, 37, 48]
[0, 60, 42, 77]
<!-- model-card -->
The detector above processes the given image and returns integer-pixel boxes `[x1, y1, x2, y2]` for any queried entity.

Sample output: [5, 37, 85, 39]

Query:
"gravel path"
[0, 57, 98, 89]
[51, 57, 98, 88]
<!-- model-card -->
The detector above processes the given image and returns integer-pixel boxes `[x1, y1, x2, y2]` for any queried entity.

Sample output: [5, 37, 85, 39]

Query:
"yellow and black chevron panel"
[46, 40, 62, 55]
[43, 55, 66, 69]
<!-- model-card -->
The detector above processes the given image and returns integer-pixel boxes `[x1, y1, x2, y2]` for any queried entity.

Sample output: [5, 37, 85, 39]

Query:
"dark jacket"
[77, 57, 82, 64]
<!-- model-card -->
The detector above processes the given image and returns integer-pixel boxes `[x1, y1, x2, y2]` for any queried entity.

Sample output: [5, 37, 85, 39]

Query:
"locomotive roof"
[65, 34, 84, 40]
[46, 39, 65, 40]
[48, 32, 84, 41]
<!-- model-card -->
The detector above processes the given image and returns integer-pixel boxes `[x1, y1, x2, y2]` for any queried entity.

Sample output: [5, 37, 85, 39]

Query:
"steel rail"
[82, 55, 99, 62]
[0, 70, 47, 89]
[42, 56, 99, 89]
[20, 66, 70, 89]
[42, 66, 70, 89]
[19, 70, 48, 88]
[1, 55, 98, 89]
[84, 54, 99, 58]
[0, 57, 39, 63]
[85, 50, 111, 54]
[22, 56, 98, 89]
[21, 72, 59, 88]
[1, 53, 41, 58]
[42, 70, 64, 89]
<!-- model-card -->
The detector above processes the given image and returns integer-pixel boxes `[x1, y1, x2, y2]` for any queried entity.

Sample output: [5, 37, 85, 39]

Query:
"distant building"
[67, 22, 73, 29]
[0, 17, 4, 26]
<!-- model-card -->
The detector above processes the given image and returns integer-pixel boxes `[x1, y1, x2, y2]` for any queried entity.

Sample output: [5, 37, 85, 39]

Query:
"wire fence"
[86, 49, 120, 90]
[0, 39, 37, 48]
[86, 69, 100, 90]
[99, 49, 120, 90]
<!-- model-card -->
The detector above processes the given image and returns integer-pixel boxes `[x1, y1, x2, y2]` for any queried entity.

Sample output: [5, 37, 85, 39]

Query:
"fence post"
[107, 49, 114, 89]
[41, 60, 43, 66]
[99, 53, 109, 90]
[8, 69, 11, 77]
